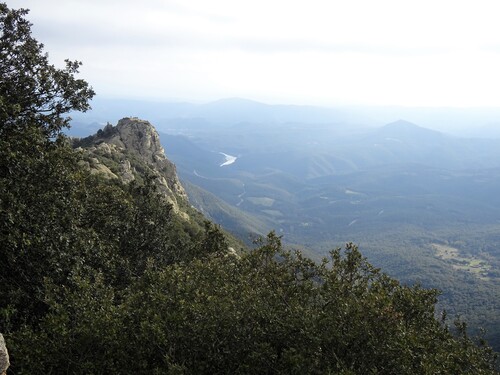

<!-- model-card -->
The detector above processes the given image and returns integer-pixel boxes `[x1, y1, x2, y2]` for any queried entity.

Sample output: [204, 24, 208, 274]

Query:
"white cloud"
[7, 0, 500, 106]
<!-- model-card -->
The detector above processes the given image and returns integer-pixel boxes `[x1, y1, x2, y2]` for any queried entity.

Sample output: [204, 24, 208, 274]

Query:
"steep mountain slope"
[183, 180, 272, 241]
[71, 117, 258, 246]
[73, 117, 189, 217]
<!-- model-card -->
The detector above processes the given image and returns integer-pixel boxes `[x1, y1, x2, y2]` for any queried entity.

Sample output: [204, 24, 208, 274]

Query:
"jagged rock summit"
[101, 117, 169, 166]
[73, 117, 188, 216]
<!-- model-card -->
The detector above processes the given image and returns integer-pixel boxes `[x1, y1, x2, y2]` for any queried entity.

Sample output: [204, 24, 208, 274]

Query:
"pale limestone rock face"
[114, 118, 165, 161]
[0, 334, 9, 375]
[119, 159, 135, 184]
[73, 117, 188, 217]
[112, 118, 187, 200]
[90, 163, 119, 179]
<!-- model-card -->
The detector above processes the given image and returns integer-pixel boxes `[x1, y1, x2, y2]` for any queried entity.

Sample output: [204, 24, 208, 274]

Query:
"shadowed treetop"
[0, 2, 94, 138]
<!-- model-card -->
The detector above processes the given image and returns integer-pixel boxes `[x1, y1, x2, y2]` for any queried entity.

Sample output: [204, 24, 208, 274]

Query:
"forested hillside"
[1, 4, 498, 374]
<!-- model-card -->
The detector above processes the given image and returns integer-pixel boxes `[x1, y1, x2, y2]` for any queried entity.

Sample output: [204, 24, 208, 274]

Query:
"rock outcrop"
[73, 117, 188, 217]
[0, 334, 9, 375]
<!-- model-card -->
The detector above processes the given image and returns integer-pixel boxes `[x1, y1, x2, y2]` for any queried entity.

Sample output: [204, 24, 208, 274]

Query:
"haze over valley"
[69, 97, 500, 350]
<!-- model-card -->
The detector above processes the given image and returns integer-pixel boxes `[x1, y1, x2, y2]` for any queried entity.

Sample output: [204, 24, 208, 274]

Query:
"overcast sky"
[8, 0, 500, 107]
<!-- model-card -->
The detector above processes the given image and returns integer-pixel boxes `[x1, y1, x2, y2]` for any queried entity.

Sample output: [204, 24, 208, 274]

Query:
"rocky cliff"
[0, 334, 8, 375]
[73, 117, 188, 217]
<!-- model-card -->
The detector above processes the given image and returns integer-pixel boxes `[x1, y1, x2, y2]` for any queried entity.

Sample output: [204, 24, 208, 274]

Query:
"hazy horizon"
[68, 95, 500, 138]
[9, 0, 500, 111]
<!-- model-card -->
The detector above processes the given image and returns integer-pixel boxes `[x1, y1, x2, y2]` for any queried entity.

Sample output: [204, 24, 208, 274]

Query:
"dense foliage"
[0, 3, 94, 138]
[7, 234, 498, 374]
[0, 3, 498, 374]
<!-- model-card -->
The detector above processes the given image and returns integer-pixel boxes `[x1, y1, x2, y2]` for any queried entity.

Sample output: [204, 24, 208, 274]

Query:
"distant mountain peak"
[209, 97, 266, 106]
[379, 119, 442, 138]
[384, 119, 421, 129]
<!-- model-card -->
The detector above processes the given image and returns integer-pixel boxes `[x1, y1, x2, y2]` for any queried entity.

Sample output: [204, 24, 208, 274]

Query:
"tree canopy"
[0, 2, 94, 138]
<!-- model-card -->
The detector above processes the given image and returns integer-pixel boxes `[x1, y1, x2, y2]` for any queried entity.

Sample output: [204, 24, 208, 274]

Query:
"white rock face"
[74, 117, 189, 217]
[111, 118, 166, 162]
[0, 334, 9, 375]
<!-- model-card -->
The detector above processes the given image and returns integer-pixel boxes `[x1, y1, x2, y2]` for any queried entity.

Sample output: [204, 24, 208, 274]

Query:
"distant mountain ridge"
[70, 97, 500, 138]
[378, 119, 441, 136]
